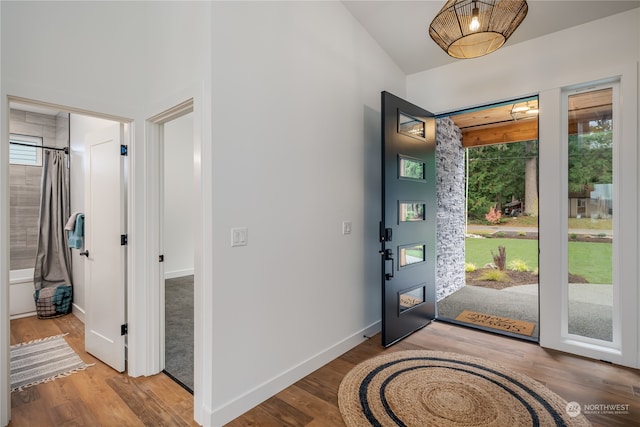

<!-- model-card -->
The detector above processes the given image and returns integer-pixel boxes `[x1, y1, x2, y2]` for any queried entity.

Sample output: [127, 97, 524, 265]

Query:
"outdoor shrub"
[485, 206, 502, 224]
[598, 232, 606, 238]
[518, 231, 526, 236]
[533, 267, 539, 275]
[491, 245, 507, 270]
[508, 259, 530, 272]
[570, 233, 578, 240]
[478, 269, 509, 282]
[465, 263, 477, 273]
[496, 231, 505, 237]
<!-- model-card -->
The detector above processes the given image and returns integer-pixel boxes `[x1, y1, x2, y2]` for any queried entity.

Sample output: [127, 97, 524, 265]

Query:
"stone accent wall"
[436, 117, 466, 301]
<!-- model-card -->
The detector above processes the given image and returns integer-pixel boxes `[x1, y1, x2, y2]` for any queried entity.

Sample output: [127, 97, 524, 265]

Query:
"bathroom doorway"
[7, 98, 130, 371]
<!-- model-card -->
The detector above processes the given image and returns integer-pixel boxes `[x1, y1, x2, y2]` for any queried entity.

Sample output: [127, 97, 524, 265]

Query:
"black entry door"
[381, 91, 436, 347]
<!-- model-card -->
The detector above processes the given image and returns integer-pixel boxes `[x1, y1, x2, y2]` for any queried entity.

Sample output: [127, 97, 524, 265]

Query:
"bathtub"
[9, 268, 37, 319]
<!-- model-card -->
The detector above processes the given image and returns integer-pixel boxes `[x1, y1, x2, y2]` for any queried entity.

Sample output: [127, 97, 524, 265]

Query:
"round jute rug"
[338, 350, 591, 427]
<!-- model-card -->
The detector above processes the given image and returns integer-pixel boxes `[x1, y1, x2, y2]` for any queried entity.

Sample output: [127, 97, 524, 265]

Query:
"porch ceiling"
[449, 90, 611, 147]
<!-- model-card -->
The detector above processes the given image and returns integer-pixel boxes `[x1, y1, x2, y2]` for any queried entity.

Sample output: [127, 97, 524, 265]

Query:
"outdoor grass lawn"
[465, 238, 612, 284]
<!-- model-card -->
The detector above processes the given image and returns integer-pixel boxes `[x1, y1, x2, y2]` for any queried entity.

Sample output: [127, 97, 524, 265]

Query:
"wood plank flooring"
[227, 321, 640, 427]
[9, 314, 198, 427]
[8, 315, 640, 426]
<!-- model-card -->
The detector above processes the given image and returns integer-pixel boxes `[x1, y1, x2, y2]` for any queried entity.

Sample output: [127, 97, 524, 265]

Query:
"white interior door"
[84, 122, 126, 372]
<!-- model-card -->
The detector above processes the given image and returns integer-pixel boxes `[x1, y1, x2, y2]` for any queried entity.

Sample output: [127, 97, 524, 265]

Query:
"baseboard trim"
[9, 311, 37, 320]
[208, 320, 381, 427]
[72, 303, 86, 323]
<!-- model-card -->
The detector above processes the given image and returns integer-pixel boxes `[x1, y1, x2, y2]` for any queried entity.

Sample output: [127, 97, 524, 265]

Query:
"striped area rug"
[339, 350, 592, 426]
[10, 333, 92, 392]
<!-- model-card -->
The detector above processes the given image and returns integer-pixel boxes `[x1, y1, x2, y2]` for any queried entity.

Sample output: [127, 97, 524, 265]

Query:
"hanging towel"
[65, 212, 81, 231]
[67, 213, 84, 249]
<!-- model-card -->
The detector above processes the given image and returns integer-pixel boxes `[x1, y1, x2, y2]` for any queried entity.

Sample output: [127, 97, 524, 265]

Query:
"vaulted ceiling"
[343, 1, 640, 75]
[342, 1, 635, 147]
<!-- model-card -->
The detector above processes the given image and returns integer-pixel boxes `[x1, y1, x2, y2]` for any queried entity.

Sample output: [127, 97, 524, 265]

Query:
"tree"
[568, 120, 612, 194]
[524, 141, 538, 216]
[467, 141, 535, 220]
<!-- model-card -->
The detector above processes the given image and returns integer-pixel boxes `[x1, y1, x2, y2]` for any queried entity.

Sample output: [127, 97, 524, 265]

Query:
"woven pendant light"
[429, 0, 528, 59]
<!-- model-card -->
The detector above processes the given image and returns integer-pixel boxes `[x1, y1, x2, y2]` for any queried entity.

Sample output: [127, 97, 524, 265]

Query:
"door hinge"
[121, 234, 128, 246]
[159, 254, 164, 262]
[121, 324, 128, 336]
[120, 145, 128, 156]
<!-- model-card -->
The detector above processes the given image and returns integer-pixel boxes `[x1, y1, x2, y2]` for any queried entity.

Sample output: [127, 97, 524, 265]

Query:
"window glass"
[567, 87, 613, 342]
[10, 134, 43, 166]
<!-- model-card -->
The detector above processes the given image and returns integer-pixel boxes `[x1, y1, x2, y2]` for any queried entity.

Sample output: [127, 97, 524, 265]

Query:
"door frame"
[538, 66, 639, 368]
[1, 95, 133, 424]
[144, 87, 212, 424]
[146, 99, 194, 373]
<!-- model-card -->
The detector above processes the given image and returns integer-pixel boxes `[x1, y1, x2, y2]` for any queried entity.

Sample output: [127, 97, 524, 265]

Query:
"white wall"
[1, 1, 211, 424]
[1, 1, 405, 426]
[163, 113, 194, 278]
[209, 2, 404, 424]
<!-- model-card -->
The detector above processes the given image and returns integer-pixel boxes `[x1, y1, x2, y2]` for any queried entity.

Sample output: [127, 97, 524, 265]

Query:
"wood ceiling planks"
[449, 92, 611, 147]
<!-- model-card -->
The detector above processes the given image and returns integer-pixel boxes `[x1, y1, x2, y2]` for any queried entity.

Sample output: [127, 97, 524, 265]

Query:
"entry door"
[381, 91, 436, 347]
[84, 123, 126, 372]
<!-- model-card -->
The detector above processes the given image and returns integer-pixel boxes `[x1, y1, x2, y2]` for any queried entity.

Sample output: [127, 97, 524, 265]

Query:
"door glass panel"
[399, 202, 425, 222]
[567, 88, 613, 341]
[399, 156, 425, 180]
[399, 286, 425, 313]
[398, 112, 425, 139]
[399, 244, 425, 267]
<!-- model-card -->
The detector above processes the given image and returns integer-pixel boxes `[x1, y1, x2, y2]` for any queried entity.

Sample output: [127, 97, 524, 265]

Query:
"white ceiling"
[343, 0, 640, 75]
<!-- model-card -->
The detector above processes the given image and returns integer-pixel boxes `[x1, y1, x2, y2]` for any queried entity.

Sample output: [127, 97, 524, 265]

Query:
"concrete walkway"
[437, 283, 613, 341]
[503, 283, 613, 306]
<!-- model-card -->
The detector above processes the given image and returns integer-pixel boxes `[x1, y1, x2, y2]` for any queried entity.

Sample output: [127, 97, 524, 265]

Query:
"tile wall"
[9, 109, 69, 270]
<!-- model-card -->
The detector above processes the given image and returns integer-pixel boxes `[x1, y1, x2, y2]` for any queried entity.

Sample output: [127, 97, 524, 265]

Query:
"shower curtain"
[34, 149, 72, 290]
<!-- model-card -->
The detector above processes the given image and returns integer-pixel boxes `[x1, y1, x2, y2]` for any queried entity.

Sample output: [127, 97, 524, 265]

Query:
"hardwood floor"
[8, 315, 640, 426]
[226, 321, 640, 427]
[9, 314, 198, 427]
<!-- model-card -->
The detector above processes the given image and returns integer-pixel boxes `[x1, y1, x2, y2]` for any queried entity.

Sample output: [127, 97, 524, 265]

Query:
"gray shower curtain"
[34, 149, 72, 290]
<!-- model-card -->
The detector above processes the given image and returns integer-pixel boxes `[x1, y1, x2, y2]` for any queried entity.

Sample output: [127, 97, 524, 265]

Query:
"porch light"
[510, 101, 538, 120]
[429, 0, 528, 59]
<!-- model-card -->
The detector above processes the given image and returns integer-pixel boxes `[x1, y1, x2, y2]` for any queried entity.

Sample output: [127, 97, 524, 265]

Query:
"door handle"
[80, 250, 89, 257]
[384, 249, 394, 280]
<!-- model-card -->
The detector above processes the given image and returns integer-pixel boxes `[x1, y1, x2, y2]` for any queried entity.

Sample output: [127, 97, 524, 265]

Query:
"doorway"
[147, 100, 195, 393]
[435, 97, 541, 341]
[161, 110, 195, 392]
[7, 97, 130, 371]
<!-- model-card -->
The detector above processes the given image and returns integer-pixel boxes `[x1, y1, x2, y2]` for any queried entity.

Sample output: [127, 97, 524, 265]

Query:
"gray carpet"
[165, 275, 194, 392]
[437, 284, 613, 341]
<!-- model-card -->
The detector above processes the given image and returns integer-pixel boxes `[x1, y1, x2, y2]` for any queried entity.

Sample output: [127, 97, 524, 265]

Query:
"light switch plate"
[342, 221, 352, 235]
[231, 227, 248, 247]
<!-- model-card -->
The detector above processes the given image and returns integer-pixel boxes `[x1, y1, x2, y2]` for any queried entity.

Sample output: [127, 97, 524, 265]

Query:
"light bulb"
[470, 15, 480, 31]
[469, 5, 480, 31]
